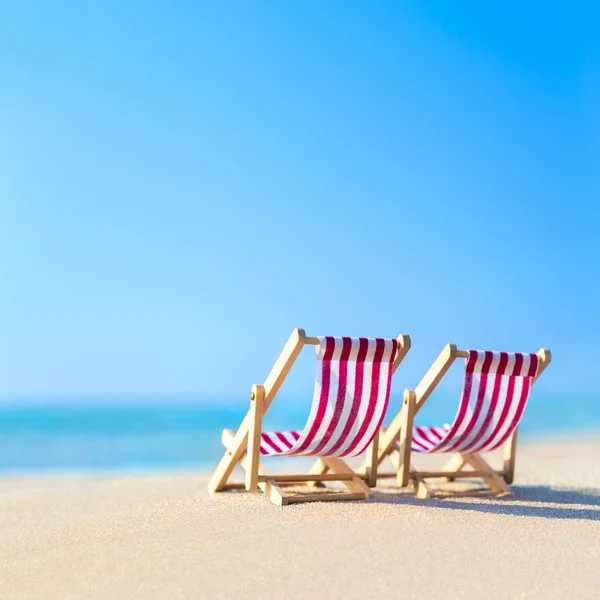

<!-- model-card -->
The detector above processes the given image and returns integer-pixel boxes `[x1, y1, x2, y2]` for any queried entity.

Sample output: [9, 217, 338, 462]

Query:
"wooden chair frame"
[373, 343, 552, 499]
[207, 328, 411, 506]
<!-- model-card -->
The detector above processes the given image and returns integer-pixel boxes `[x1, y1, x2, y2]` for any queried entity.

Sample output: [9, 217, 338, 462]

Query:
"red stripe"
[429, 427, 443, 440]
[309, 338, 352, 455]
[325, 338, 367, 455]
[340, 337, 352, 361]
[290, 431, 300, 441]
[275, 432, 294, 449]
[357, 337, 369, 362]
[465, 350, 479, 373]
[527, 354, 539, 378]
[512, 353, 523, 376]
[373, 337, 385, 363]
[292, 337, 334, 452]
[496, 352, 509, 376]
[322, 336, 336, 360]
[480, 350, 494, 373]
[261, 433, 283, 454]
[342, 339, 384, 455]
[489, 378, 531, 450]
[371, 338, 389, 363]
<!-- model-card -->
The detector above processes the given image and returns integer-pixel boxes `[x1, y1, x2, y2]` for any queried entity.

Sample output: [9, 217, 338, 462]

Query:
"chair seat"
[409, 350, 540, 455]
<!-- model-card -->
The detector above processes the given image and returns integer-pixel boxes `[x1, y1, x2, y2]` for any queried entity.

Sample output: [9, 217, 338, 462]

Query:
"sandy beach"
[1, 437, 599, 599]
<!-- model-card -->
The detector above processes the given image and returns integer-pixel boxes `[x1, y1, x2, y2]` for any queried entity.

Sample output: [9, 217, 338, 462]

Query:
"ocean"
[1, 392, 598, 476]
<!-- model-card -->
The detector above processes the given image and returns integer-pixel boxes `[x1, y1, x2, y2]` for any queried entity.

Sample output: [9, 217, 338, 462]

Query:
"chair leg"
[321, 457, 370, 498]
[397, 390, 416, 487]
[388, 449, 401, 470]
[221, 429, 270, 489]
[502, 429, 518, 484]
[409, 452, 512, 499]
[365, 430, 380, 487]
[412, 472, 431, 499]
[264, 479, 288, 506]
[440, 453, 467, 482]
[305, 458, 329, 488]
[245, 385, 265, 491]
[463, 454, 512, 496]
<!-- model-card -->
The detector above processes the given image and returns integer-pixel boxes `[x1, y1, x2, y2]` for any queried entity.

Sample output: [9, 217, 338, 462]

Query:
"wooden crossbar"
[377, 469, 504, 479]
[284, 492, 368, 505]
[411, 470, 504, 479]
[257, 473, 358, 483]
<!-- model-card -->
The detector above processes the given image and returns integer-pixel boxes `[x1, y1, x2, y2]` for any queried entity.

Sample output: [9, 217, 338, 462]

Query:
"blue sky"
[1, 2, 598, 398]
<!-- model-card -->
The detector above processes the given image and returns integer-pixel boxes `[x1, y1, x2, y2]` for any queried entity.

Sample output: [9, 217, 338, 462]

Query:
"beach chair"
[374, 344, 551, 498]
[207, 328, 411, 505]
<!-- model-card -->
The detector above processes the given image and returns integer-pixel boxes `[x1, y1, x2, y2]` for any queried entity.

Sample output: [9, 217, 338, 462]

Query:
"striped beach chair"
[208, 328, 411, 505]
[374, 344, 551, 498]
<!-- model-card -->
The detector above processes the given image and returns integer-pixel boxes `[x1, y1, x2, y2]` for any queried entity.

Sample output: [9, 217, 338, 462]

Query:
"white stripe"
[382, 339, 395, 364]
[506, 353, 518, 375]
[469, 350, 486, 372]
[331, 337, 344, 361]
[315, 337, 327, 360]
[365, 338, 377, 362]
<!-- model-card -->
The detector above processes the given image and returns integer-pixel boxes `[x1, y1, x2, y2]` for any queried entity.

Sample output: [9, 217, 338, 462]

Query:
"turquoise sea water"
[1, 393, 598, 476]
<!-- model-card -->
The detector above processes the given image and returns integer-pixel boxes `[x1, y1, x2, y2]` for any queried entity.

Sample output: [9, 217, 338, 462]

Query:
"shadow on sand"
[370, 485, 600, 521]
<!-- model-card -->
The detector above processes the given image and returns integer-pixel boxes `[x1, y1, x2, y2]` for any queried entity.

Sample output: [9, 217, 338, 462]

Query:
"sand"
[1, 437, 599, 599]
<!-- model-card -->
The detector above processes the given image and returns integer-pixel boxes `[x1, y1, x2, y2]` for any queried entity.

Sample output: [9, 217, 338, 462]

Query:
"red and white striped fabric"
[412, 350, 539, 454]
[260, 336, 397, 458]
